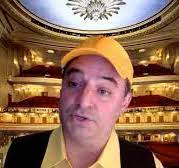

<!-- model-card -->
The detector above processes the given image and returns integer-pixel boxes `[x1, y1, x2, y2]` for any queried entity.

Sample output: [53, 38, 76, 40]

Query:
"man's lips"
[72, 114, 89, 121]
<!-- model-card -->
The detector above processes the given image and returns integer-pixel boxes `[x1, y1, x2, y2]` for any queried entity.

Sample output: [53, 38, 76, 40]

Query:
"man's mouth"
[73, 115, 88, 121]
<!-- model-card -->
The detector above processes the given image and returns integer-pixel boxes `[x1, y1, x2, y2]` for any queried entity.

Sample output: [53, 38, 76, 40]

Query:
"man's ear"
[121, 92, 132, 113]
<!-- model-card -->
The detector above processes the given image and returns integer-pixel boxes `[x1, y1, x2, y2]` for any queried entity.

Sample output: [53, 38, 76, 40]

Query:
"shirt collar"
[41, 126, 71, 168]
[41, 126, 121, 168]
[95, 129, 121, 168]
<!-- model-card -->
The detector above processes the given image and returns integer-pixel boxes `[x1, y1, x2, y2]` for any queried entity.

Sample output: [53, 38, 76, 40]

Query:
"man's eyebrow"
[64, 67, 82, 76]
[101, 76, 118, 86]
[64, 68, 118, 86]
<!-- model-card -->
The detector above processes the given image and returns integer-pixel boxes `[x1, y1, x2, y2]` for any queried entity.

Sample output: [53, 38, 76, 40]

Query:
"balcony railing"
[127, 106, 179, 113]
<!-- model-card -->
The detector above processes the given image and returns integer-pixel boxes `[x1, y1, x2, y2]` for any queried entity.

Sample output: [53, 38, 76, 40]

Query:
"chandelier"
[66, 0, 126, 21]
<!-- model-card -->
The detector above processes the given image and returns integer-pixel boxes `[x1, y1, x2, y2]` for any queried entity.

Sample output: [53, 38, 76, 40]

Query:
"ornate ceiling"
[0, 0, 177, 39]
[18, 0, 172, 31]
[0, 0, 179, 66]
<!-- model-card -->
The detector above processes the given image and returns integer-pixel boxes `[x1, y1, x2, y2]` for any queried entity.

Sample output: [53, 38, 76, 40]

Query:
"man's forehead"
[65, 54, 115, 71]
[64, 55, 123, 86]
[65, 67, 119, 87]
[66, 55, 117, 72]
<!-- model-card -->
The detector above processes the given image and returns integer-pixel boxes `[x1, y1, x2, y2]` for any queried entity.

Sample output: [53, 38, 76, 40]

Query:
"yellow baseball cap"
[61, 36, 133, 84]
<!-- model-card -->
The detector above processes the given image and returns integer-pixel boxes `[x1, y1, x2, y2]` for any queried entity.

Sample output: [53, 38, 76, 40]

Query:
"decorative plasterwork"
[115, 123, 179, 131]
[133, 75, 179, 85]
[0, 123, 59, 131]
[66, 0, 126, 21]
[8, 77, 62, 86]
[8, 75, 179, 86]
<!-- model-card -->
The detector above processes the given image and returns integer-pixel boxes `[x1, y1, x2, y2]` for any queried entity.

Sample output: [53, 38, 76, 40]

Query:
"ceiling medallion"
[66, 0, 126, 21]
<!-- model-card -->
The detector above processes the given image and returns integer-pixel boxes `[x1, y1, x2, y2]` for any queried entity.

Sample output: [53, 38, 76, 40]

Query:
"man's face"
[59, 55, 131, 140]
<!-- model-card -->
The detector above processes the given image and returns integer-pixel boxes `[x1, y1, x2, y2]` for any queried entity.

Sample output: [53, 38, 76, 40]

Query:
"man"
[4, 36, 163, 168]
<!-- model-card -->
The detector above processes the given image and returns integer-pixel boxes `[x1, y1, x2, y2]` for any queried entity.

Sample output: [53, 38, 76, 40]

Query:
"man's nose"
[78, 85, 93, 108]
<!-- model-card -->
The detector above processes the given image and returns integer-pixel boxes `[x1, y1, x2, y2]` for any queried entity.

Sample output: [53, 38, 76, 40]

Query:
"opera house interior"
[0, 0, 179, 167]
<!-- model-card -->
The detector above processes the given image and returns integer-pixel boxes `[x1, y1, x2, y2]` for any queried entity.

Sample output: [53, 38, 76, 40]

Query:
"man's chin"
[67, 125, 96, 139]
[72, 130, 96, 140]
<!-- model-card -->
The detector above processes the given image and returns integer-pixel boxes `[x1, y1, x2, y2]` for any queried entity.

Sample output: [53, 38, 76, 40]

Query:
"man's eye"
[68, 81, 79, 88]
[98, 88, 111, 96]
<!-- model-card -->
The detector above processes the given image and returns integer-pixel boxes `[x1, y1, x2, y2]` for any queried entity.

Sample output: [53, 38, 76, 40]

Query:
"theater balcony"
[134, 64, 176, 77]
[8, 63, 179, 84]
[8, 65, 62, 86]
[0, 96, 60, 131]
[116, 95, 179, 142]
[1, 95, 179, 137]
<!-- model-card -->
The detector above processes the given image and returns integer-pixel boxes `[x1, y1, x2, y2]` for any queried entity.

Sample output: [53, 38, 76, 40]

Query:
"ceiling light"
[138, 49, 146, 53]
[66, 0, 126, 21]
[47, 49, 54, 54]
[46, 61, 54, 66]
[139, 60, 148, 66]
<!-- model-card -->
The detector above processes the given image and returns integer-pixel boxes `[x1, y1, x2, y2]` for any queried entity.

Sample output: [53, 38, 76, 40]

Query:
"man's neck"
[64, 132, 110, 168]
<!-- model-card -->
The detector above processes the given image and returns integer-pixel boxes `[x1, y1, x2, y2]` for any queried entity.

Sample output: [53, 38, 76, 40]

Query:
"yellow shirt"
[41, 127, 163, 168]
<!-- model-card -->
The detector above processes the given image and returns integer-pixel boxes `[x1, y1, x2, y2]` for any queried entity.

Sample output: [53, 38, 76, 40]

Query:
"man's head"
[59, 36, 133, 141]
